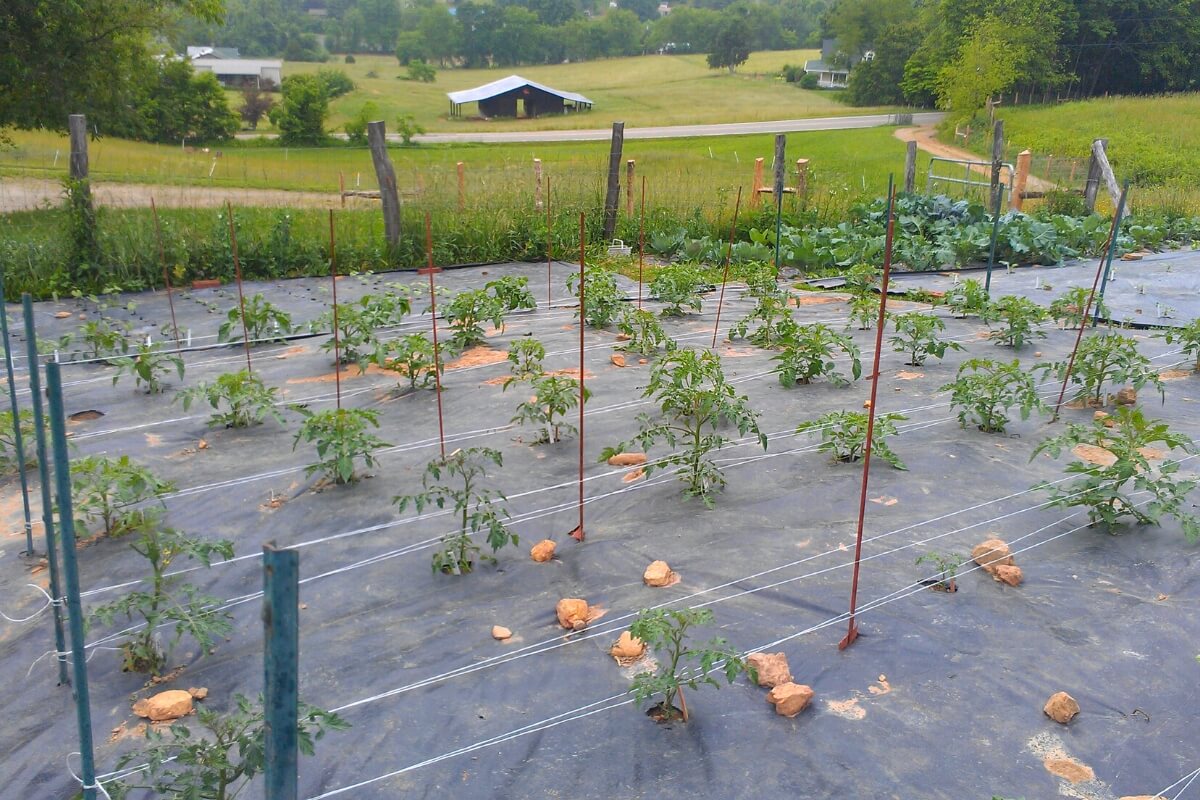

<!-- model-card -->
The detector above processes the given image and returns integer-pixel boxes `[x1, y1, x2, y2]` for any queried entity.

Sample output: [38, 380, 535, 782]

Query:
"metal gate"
[926, 156, 1014, 203]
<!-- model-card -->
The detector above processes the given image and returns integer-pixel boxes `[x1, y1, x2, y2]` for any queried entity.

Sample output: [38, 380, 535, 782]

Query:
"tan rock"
[1043, 691, 1080, 724]
[1121, 252, 1143, 261]
[1115, 386, 1137, 406]
[746, 652, 793, 688]
[530, 539, 556, 562]
[132, 690, 194, 722]
[643, 560, 674, 587]
[610, 354, 627, 367]
[187, 687, 208, 700]
[994, 565, 1024, 586]
[556, 598, 591, 630]
[610, 631, 645, 660]
[766, 682, 814, 717]
[1093, 410, 1112, 426]
[972, 538, 1014, 575]
[492, 625, 512, 640]
[607, 452, 647, 467]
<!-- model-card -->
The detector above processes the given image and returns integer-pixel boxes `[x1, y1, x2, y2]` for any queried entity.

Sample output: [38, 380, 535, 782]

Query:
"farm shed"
[190, 56, 283, 89]
[446, 75, 594, 118]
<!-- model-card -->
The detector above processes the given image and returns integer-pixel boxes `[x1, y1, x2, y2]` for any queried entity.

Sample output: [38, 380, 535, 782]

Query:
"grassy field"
[0, 126, 909, 211]
[954, 93, 1200, 212]
[274, 50, 887, 133]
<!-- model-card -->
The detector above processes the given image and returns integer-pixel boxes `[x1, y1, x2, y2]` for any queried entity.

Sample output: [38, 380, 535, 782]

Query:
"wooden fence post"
[366, 121, 401, 247]
[1090, 138, 1128, 213]
[68, 114, 89, 182]
[533, 158, 543, 211]
[1011, 149, 1032, 211]
[1084, 138, 1106, 213]
[795, 158, 809, 201]
[456, 162, 466, 211]
[625, 159, 635, 217]
[602, 122, 625, 240]
[989, 119, 1005, 210]
[904, 140, 918, 194]
[751, 157, 764, 207]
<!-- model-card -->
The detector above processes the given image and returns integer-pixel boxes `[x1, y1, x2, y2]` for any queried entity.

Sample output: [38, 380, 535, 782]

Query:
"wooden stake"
[1012, 150, 1032, 211]
[546, 175, 553, 308]
[225, 201, 253, 374]
[711, 186, 743, 348]
[426, 213, 447, 459]
[534, 158, 543, 211]
[150, 198, 181, 350]
[602, 122, 625, 240]
[625, 159, 635, 217]
[751, 158, 764, 207]
[637, 175, 646, 310]
[456, 161, 466, 211]
[328, 210, 341, 409]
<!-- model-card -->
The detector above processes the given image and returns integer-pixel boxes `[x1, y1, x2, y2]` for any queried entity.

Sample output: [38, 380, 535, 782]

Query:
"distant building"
[186, 46, 241, 59]
[447, 75, 593, 118]
[803, 38, 870, 89]
[657, 2, 671, 14]
[190, 57, 283, 89]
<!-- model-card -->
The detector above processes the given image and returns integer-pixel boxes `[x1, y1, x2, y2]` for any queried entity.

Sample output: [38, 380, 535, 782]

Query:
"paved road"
[237, 112, 946, 144]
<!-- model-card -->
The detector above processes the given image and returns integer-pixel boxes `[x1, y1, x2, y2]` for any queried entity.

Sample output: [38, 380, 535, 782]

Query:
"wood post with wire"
[602, 122, 625, 240]
[711, 186, 743, 348]
[839, 179, 898, 652]
[1011, 150, 1032, 211]
[225, 202, 253, 374]
[625, 159, 636, 216]
[425, 213, 447, 459]
[366, 121, 402, 247]
[796, 158, 809, 202]
[751, 158, 764, 207]
[903, 141, 918, 194]
[534, 158, 543, 211]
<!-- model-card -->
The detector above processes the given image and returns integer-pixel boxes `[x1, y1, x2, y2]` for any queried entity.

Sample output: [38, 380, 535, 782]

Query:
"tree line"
[830, 0, 1200, 116]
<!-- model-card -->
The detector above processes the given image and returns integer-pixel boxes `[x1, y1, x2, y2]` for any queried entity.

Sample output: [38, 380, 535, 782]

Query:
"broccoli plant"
[217, 293, 293, 344]
[987, 295, 1049, 349]
[292, 407, 389, 485]
[1157, 318, 1200, 371]
[0, 410, 41, 473]
[888, 312, 964, 366]
[796, 410, 908, 469]
[945, 277, 990, 319]
[650, 263, 705, 316]
[772, 324, 862, 387]
[370, 333, 445, 391]
[600, 349, 766, 506]
[79, 318, 130, 360]
[942, 358, 1046, 433]
[178, 370, 285, 428]
[629, 608, 753, 723]
[394, 448, 518, 574]
[915, 551, 963, 592]
[1043, 332, 1164, 406]
[511, 374, 591, 444]
[729, 290, 799, 348]
[72, 455, 176, 539]
[109, 695, 348, 800]
[112, 341, 185, 394]
[443, 288, 506, 349]
[568, 267, 624, 329]
[89, 522, 234, 674]
[1032, 406, 1198, 541]
[505, 337, 546, 384]
[617, 307, 676, 356]
[846, 293, 881, 331]
[1049, 286, 1109, 330]
[486, 275, 537, 312]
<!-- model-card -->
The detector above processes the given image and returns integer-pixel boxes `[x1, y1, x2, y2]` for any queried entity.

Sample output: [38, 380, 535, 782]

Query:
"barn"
[446, 76, 594, 119]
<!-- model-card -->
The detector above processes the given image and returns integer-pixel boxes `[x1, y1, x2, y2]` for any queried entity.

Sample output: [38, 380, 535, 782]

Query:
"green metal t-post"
[1093, 181, 1130, 327]
[263, 541, 300, 800]
[0, 271, 34, 554]
[22, 295, 69, 686]
[46, 362, 98, 799]
[983, 193, 1003, 296]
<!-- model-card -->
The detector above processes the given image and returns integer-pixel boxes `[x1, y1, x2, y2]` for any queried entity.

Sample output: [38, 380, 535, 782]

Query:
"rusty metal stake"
[711, 186, 743, 349]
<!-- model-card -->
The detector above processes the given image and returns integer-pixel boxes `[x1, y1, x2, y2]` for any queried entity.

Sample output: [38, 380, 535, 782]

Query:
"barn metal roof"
[446, 75, 593, 106]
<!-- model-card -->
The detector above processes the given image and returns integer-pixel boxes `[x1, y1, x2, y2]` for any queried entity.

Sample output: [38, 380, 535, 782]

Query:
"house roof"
[446, 75, 592, 106]
[187, 46, 240, 59]
[191, 57, 282, 75]
[804, 60, 849, 75]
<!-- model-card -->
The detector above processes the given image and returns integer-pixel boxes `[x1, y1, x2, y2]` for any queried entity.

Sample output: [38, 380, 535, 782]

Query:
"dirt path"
[894, 125, 1055, 194]
[0, 176, 378, 213]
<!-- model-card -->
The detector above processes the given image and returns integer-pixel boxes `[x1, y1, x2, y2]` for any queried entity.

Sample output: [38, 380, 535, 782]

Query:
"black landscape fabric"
[0, 256, 1197, 799]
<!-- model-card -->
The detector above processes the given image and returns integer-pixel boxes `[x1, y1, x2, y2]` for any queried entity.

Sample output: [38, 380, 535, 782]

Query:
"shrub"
[71, 455, 175, 539]
[888, 313, 963, 366]
[799, 72, 819, 89]
[218, 293, 293, 344]
[796, 410, 908, 469]
[344, 54, 356, 64]
[292, 407, 388, 484]
[407, 60, 437, 82]
[987, 295, 1049, 349]
[512, 375, 590, 444]
[395, 448, 517, 574]
[617, 307, 676, 355]
[568, 267, 624, 329]
[396, 113, 425, 145]
[315, 68, 356, 98]
[89, 524, 233, 674]
[629, 608, 753, 723]
[650, 263, 704, 316]
[772, 324, 862, 387]
[1032, 406, 1198, 541]
[371, 333, 444, 391]
[1040, 189, 1088, 217]
[1043, 332, 1164, 406]
[178, 370, 285, 428]
[343, 102, 378, 145]
[601, 349, 765, 506]
[942, 358, 1046, 433]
